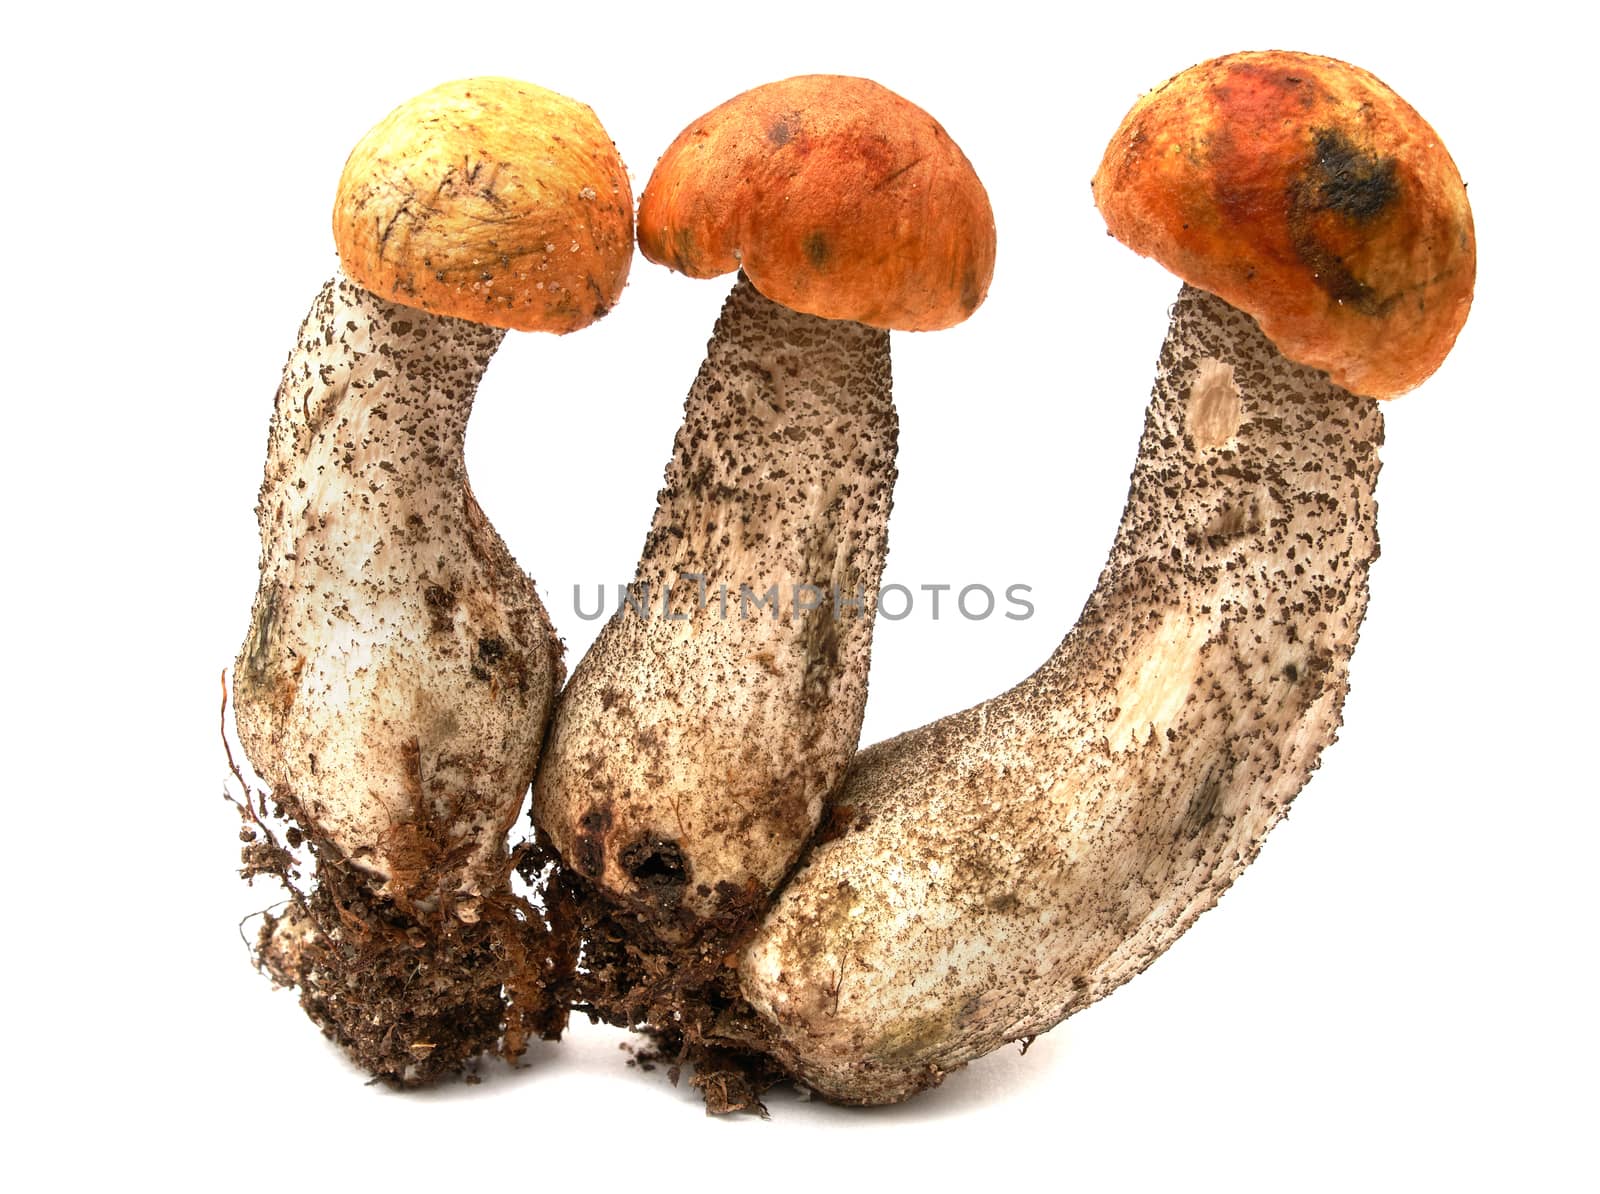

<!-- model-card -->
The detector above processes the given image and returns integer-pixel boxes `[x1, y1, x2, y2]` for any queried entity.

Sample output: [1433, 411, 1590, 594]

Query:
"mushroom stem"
[235, 274, 566, 1082]
[734, 284, 1383, 1104]
[535, 272, 896, 952]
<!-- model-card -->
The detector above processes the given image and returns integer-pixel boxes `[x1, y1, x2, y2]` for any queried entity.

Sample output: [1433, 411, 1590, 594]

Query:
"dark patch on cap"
[960, 265, 982, 316]
[803, 231, 830, 269]
[768, 118, 793, 147]
[668, 224, 697, 273]
[1307, 128, 1399, 221]
[1287, 128, 1402, 316]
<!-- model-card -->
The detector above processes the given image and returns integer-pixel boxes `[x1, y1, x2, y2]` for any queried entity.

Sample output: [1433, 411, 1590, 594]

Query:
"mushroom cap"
[637, 75, 995, 332]
[1092, 50, 1475, 398]
[333, 77, 633, 334]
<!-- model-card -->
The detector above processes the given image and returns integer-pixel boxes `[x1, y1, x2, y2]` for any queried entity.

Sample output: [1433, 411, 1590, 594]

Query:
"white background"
[6, 2, 1592, 1190]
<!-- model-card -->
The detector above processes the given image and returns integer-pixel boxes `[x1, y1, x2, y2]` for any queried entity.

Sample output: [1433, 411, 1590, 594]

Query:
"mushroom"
[722, 51, 1475, 1104]
[532, 77, 994, 965]
[232, 77, 632, 1083]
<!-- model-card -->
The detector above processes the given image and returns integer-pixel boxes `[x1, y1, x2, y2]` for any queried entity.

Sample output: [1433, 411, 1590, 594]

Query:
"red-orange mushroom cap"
[1092, 50, 1475, 398]
[637, 75, 996, 332]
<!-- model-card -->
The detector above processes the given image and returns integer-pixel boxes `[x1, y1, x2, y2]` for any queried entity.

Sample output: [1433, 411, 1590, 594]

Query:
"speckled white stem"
[534, 274, 897, 934]
[235, 275, 562, 914]
[736, 285, 1384, 1103]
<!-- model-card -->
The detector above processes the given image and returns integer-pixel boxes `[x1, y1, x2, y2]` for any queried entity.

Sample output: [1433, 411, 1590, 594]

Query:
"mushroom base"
[245, 817, 577, 1086]
[550, 863, 782, 1112]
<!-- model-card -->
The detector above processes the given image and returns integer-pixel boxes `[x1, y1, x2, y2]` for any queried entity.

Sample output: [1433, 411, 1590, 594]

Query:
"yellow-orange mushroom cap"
[1092, 51, 1475, 398]
[334, 77, 634, 334]
[637, 75, 995, 332]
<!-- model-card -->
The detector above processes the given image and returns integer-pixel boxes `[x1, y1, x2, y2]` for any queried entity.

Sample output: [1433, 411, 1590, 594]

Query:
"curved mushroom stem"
[235, 275, 568, 1083]
[731, 284, 1383, 1104]
[535, 273, 896, 958]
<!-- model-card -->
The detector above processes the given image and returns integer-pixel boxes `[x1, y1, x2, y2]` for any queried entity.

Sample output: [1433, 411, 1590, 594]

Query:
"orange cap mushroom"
[236, 76, 635, 1082]
[637, 75, 995, 331]
[334, 77, 634, 334]
[535, 77, 994, 966]
[1092, 50, 1475, 397]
